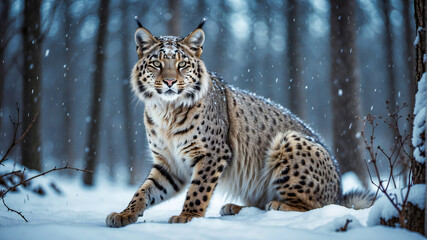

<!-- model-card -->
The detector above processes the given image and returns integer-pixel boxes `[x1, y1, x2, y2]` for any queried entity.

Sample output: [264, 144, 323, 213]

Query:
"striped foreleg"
[106, 162, 185, 227]
[168, 154, 228, 223]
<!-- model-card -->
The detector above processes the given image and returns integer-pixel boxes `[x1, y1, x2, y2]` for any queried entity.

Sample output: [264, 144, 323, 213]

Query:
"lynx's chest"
[143, 103, 205, 176]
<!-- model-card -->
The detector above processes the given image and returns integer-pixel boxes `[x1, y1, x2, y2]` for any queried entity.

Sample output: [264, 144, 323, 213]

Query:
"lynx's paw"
[106, 211, 138, 227]
[220, 203, 243, 216]
[266, 201, 307, 212]
[168, 213, 201, 223]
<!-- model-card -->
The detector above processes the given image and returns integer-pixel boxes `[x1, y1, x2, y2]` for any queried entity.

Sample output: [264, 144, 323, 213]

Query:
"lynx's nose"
[163, 78, 177, 87]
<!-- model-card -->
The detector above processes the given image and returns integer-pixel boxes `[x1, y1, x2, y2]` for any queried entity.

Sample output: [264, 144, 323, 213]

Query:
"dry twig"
[1, 198, 28, 222]
[0, 103, 39, 165]
[0, 165, 92, 198]
[0, 165, 92, 222]
[0, 170, 22, 179]
[361, 102, 415, 229]
[336, 219, 353, 232]
[0, 103, 93, 222]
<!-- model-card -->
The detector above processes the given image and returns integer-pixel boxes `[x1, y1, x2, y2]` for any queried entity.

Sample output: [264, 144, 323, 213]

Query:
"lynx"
[106, 19, 372, 227]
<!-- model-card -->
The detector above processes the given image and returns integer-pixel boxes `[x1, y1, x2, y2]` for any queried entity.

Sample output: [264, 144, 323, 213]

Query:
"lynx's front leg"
[169, 154, 229, 223]
[106, 163, 185, 227]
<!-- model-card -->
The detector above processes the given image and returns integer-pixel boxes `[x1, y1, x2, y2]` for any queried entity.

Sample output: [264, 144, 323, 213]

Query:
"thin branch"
[0, 170, 22, 179]
[0, 103, 93, 222]
[1, 165, 92, 197]
[0, 165, 92, 222]
[402, 169, 413, 206]
[378, 146, 397, 189]
[360, 102, 417, 229]
[361, 116, 401, 214]
[1, 198, 28, 222]
[0, 111, 39, 165]
[364, 159, 379, 188]
[15, 112, 39, 147]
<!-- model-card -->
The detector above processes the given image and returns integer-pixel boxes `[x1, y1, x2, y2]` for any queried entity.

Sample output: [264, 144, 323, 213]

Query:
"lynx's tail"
[340, 190, 375, 210]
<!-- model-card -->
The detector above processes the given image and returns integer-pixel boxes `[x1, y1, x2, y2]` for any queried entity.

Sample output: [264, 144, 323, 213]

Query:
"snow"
[412, 72, 426, 163]
[1, 165, 425, 240]
[413, 27, 424, 46]
[341, 171, 364, 192]
[367, 184, 426, 226]
[0, 161, 62, 196]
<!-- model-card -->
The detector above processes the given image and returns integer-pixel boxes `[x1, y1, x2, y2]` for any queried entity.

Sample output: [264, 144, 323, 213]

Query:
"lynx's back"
[216, 82, 342, 209]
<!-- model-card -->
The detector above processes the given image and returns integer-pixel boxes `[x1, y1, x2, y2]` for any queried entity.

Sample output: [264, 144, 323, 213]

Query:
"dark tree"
[0, 0, 12, 125]
[414, 0, 426, 89]
[120, 3, 138, 185]
[107, 123, 117, 182]
[212, 0, 228, 74]
[168, 0, 181, 36]
[412, 0, 425, 185]
[329, 0, 368, 187]
[400, 0, 416, 184]
[403, 0, 416, 112]
[246, 0, 259, 93]
[195, 0, 207, 23]
[62, 0, 76, 170]
[21, 0, 43, 171]
[286, 0, 305, 119]
[381, 0, 397, 114]
[262, 4, 273, 98]
[83, 0, 111, 186]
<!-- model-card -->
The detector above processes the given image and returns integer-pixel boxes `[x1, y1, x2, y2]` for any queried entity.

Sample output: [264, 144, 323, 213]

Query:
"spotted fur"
[106, 20, 372, 228]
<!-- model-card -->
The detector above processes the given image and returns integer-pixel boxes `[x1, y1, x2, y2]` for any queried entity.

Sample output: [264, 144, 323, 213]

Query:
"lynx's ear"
[183, 18, 206, 57]
[134, 20, 157, 57]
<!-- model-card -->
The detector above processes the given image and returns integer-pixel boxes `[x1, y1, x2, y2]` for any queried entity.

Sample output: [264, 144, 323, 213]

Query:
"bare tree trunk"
[83, 0, 110, 186]
[168, 0, 181, 36]
[107, 125, 116, 182]
[403, 1, 416, 112]
[246, 1, 259, 92]
[381, 0, 397, 113]
[21, 0, 42, 171]
[399, 0, 415, 188]
[213, 0, 227, 74]
[120, 4, 138, 185]
[0, 0, 11, 127]
[263, 6, 273, 98]
[414, 1, 426, 89]
[412, 0, 426, 186]
[329, 0, 368, 187]
[63, 0, 76, 171]
[381, 1, 401, 173]
[196, 0, 207, 22]
[286, 0, 305, 119]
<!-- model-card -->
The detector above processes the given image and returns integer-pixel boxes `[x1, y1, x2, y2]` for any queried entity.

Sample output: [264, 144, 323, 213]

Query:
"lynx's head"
[131, 19, 209, 107]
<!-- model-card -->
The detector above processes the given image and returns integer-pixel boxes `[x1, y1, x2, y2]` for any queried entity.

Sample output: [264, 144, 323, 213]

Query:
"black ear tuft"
[136, 19, 143, 28]
[197, 18, 206, 29]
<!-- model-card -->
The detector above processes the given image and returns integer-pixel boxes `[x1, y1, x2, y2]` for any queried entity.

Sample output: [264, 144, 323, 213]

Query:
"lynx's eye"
[178, 61, 187, 68]
[152, 60, 161, 68]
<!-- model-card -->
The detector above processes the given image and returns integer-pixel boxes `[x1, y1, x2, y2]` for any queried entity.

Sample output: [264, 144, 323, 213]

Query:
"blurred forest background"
[0, 0, 418, 186]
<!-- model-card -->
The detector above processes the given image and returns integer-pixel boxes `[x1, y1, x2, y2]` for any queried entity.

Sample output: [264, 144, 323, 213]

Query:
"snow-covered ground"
[0, 169, 424, 240]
